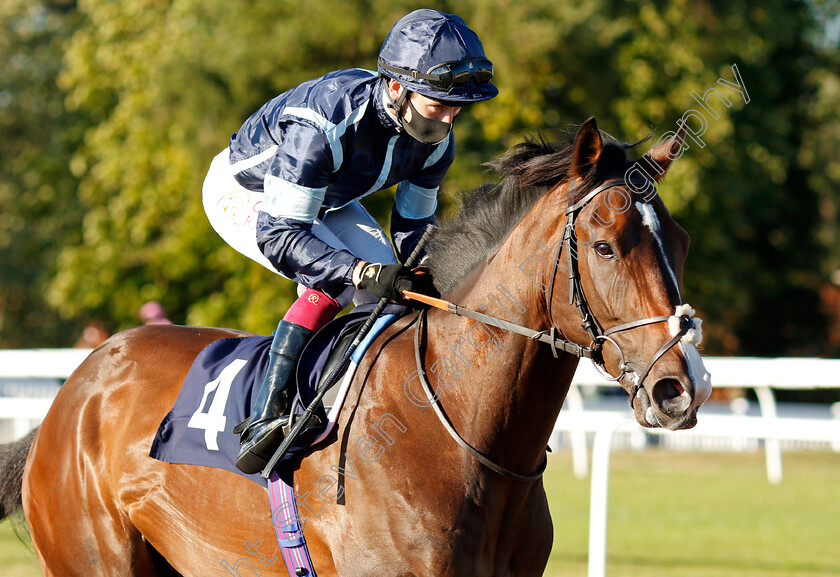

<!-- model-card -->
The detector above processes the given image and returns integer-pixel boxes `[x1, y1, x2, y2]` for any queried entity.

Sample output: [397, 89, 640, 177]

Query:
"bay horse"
[1, 117, 710, 576]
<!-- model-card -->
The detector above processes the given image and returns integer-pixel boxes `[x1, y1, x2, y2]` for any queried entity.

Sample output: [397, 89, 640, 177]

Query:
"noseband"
[545, 178, 697, 405]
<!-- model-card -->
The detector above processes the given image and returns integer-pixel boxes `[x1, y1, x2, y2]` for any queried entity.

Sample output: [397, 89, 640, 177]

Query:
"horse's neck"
[426, 212, 578, 476]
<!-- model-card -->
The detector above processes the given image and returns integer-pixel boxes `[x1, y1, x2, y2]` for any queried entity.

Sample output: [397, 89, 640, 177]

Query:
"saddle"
[149, 303, 407, 486]
[290, 302, 409, 443]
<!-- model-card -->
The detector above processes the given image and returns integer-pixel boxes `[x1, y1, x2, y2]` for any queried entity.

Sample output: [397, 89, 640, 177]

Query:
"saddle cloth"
[149, 303, 407, 486]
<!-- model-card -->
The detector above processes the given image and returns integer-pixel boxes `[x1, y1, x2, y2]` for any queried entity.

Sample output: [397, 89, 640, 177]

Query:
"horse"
[0, 117, 710, 576]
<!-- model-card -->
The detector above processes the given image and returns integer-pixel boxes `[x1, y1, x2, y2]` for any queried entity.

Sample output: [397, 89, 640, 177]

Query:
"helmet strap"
[384, 83, 410, 124]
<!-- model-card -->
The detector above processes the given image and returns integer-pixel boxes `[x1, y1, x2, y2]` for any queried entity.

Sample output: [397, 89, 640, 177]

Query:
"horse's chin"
[632, 387, 656, 427]
[632, 387, 698, 431]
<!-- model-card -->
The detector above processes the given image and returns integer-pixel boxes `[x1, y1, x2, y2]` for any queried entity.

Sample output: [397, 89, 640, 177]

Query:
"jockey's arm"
[255, 121, 361, 299]
[389, 136, 454, 262]
[256, 213, 359, 300]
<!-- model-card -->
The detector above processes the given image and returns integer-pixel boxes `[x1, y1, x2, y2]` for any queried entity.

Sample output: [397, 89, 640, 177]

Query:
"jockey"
[202, 8, 498, 474]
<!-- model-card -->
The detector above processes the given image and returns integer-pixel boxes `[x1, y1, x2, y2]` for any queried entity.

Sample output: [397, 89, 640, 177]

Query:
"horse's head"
[550, 118, 711, 430]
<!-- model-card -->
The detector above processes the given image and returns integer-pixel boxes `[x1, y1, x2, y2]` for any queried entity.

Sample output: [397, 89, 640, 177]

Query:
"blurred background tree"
[1, 0, 839, 358]
[0, 0, 85, 347]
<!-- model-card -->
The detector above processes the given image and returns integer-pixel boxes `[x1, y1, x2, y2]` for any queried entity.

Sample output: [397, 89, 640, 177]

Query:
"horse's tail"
[0, 427, 37, 521]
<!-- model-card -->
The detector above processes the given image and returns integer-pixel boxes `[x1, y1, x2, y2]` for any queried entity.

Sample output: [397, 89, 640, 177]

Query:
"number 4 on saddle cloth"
[149, 302, 408, 487]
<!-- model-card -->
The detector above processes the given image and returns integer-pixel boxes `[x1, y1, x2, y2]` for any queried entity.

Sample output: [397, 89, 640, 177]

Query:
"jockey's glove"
[354, 262, 440, 306]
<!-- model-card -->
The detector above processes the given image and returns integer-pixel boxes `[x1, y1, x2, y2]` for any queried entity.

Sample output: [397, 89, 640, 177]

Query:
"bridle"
[411, 176, 699, 481]
[545, 177, 698, 405]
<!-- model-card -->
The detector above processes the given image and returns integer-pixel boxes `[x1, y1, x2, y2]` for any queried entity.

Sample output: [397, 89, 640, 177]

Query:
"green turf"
[544, 450, 840, 577]
[0, 515, 40, 577]
[2, 451, 838, 576]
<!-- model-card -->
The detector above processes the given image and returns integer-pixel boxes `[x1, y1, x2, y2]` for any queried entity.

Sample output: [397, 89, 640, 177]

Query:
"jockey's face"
[387, 79, 461, 124]
[407, 92, 461, 124]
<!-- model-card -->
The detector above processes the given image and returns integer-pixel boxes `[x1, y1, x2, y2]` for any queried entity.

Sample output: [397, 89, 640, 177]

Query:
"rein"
[413, 309, 548, 481]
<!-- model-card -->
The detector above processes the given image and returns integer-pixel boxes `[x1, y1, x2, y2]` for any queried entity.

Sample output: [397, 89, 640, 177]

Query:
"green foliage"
[0, 0, 85, 347]
[1, 0, 839, 354]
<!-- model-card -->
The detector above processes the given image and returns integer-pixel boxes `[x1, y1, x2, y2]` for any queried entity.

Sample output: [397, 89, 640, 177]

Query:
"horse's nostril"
[652, 378, 690, 414]
[657, 379, 683, 400]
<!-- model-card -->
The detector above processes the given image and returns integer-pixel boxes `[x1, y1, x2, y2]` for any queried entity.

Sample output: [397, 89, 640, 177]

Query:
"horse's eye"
[594, 241, 615, 259]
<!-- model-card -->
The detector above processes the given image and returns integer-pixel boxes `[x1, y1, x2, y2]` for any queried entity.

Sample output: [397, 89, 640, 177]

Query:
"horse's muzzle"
[633, 377, 700, 431]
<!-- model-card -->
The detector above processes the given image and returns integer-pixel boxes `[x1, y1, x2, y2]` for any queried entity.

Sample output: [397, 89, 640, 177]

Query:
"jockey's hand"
[354, 262, 440, 305]
[406, 266, 440, 304]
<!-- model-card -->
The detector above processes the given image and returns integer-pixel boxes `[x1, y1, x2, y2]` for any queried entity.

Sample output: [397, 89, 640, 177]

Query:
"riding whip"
[261, 223, 437, 478]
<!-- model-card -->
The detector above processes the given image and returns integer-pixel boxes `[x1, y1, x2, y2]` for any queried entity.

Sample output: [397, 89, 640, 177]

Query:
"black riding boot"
[235, 320, 314, 474]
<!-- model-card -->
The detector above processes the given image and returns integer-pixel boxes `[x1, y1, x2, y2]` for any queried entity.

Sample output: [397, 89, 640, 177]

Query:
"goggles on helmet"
[379, 58, 494, 92]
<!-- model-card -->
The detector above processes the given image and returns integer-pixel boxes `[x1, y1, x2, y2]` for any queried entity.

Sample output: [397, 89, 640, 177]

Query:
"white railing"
[0, 348, 91, 441]
[1, 350, 839, 577]
[556, 357, 840, 577]
[561, 357, 840, 483]
[0, 397, 57, 440]
[0, 348, 92, 378]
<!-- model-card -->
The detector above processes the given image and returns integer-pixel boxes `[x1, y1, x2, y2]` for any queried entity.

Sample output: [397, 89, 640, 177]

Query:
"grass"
[1, 451, 838, 576]
[0, 515, 40, 577]
[544, 450, 840, 577]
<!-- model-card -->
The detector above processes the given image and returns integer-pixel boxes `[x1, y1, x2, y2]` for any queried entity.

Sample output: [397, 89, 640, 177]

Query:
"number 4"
[188, 359, 247, 451]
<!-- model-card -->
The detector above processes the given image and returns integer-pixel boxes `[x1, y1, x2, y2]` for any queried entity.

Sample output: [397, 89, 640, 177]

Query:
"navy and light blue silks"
[228, 70, 450, 299]
[225, 9, 498, 300]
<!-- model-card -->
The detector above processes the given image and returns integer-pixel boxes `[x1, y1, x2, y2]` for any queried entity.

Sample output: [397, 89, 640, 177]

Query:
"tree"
[7, 0, 836, 358]
[0, 0, 86, 347]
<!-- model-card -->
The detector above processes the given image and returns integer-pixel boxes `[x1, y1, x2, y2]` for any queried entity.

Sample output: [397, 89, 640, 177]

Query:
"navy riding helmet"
[378, 9, 499, 104]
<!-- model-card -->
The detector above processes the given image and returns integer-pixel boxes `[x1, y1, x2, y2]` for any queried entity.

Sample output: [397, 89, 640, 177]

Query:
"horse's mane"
[427, 129, 631, 293]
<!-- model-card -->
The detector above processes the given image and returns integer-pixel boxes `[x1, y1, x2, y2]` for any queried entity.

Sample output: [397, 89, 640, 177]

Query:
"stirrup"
[236, 417, 291, 474]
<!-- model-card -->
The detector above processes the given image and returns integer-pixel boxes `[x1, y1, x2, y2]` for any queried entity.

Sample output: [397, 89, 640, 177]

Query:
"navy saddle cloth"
[149, 304, 407, 486]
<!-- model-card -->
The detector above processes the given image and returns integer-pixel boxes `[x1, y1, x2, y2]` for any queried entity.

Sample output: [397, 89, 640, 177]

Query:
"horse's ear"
[572, 117, 603, 178]
[642, 122, 687, 181]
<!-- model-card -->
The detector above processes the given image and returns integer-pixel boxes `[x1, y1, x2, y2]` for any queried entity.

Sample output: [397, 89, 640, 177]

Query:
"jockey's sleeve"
[391, 209, 437, 265]
[255, 119, 359, 298]
[256, 212, 358, 299]
[390, 134, 455, 262]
